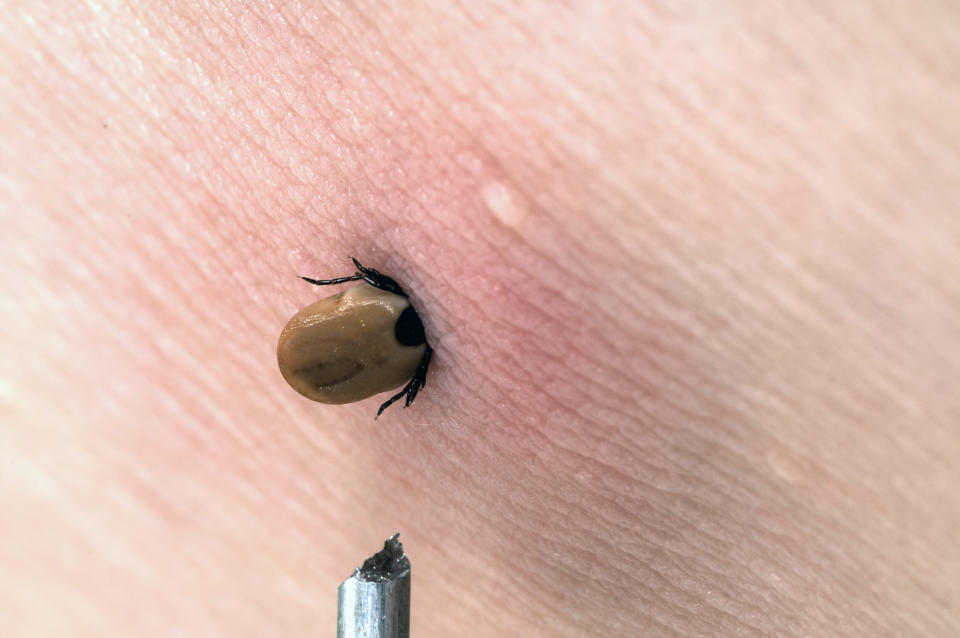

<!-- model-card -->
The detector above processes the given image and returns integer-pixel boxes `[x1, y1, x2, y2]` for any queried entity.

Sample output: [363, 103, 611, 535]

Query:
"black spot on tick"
[394, 307, 425, 347]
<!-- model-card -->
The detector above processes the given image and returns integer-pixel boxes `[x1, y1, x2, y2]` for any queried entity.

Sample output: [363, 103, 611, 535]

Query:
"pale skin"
[1, 2, 959, 636]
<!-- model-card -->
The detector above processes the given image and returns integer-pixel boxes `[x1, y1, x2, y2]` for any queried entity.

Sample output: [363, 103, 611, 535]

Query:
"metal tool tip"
[356, 533, 409, 582]
[338, 534, 411, 638]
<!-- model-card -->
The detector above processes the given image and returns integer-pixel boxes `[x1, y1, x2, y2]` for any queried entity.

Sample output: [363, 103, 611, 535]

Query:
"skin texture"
[1, 2, 959, 637]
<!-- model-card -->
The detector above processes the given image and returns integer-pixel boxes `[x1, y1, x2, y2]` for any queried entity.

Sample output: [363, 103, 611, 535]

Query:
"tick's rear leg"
[375, 345, 432, 419]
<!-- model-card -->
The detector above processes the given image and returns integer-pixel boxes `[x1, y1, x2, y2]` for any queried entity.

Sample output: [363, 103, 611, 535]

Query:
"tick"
[277, 258, 433, 418]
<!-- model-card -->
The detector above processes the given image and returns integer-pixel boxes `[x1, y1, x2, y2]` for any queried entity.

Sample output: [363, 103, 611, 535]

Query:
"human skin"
[2, 1, 959, 636]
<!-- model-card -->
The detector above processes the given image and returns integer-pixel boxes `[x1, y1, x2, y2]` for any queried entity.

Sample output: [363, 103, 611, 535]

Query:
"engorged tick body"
[277, 258, 432, 418]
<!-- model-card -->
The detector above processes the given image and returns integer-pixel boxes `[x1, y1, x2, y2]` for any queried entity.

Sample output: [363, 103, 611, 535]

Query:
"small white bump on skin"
[481, 179, 530, 229]
[764, 448, 803, 485]
[0, 379, 14, 404]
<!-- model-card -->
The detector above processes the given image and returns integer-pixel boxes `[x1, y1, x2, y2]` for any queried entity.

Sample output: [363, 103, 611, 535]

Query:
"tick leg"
[350, 257, 408, 297]
[301, 258, 410, 296]
[404, 344, 432, 402]
[375, 387, 407, 419]
[300, 274, 363, 286]
[375, 344, 432, 419]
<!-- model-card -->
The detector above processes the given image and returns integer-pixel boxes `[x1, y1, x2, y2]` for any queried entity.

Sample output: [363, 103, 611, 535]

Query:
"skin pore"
[2, 2, 959, 636]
